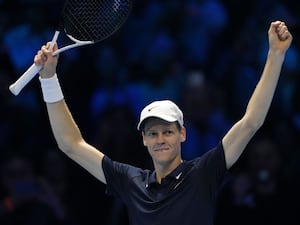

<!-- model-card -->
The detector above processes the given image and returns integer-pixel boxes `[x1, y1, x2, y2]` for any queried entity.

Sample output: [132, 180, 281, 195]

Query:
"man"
[34, 21, 292, 225]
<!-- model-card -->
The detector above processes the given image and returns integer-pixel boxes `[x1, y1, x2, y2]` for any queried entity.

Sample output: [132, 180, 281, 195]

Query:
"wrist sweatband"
[39, 74, 64, 103]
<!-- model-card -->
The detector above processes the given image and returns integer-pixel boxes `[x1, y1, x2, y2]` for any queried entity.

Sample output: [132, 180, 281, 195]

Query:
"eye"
[146, 131, 157, 137]
[164, 130, 174, 136]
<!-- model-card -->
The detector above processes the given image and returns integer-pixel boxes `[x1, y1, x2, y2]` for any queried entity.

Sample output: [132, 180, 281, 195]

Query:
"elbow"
[57, 141, 72, 154]
[242, 113, 265, 133]
[56, 135, 81, 155]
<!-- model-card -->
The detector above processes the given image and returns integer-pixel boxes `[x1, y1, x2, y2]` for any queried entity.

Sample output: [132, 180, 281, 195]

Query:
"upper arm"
[222, 118, 258, 169]
[46, 101, 107, 184]
[64, 140, 107, 184]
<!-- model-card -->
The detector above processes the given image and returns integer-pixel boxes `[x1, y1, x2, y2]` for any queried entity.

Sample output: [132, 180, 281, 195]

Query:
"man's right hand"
[34, 42, 59, 79]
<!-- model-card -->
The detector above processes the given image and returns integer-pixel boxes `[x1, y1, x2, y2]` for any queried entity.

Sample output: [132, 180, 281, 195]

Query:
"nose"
[156, 133, 165, 144]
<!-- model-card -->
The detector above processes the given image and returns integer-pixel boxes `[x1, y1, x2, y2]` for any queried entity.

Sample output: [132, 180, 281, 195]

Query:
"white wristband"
[39, 74, 64, 103]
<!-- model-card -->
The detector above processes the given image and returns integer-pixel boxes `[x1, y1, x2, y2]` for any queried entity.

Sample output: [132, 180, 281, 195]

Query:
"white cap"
[137, 100, 184, 130]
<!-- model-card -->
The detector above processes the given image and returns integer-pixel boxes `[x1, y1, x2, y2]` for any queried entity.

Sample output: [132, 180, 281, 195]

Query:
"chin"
[153, 155, 177, 166]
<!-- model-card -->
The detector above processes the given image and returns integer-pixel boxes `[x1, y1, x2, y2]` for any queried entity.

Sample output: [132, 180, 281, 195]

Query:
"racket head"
[62, 0, 133, 42]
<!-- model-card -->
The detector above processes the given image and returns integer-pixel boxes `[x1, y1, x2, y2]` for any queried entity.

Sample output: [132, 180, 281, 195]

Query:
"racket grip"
[9, 31, 59, 96]
[9, 64, 42, 96]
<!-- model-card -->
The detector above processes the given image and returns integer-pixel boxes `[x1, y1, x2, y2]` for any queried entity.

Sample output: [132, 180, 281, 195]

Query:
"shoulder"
[102, 155, 151, 179]
[190, 142, 225, 167]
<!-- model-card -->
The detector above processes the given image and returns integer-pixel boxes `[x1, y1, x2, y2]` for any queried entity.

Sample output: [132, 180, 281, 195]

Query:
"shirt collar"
[147, 161, 186, 187]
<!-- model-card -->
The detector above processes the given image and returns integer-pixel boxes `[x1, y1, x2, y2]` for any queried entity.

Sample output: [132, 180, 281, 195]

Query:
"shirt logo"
[176, 172, 182, 180]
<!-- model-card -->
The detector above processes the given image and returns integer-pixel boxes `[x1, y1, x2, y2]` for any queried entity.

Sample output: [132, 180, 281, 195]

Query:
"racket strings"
[63, 0, 132, 42]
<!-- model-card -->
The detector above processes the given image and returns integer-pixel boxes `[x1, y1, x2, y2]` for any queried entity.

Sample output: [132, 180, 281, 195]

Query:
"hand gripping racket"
[9, 0, 133, 96]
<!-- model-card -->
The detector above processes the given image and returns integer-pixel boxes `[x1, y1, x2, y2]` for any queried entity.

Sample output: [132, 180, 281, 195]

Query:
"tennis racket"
[9, 0, 133, 96]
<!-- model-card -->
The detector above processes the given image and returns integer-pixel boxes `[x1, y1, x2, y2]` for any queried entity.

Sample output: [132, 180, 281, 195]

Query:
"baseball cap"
[137, 100, 184, 130]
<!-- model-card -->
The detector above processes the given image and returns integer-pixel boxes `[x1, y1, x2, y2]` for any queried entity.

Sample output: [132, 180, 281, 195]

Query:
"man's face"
[142, 118, 186, 166]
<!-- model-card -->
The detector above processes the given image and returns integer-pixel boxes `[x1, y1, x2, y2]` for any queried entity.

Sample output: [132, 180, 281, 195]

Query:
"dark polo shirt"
[102, 142, 227, 225]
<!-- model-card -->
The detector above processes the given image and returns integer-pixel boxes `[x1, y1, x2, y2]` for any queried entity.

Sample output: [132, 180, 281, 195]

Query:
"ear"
[142, 132, 147, 146]
[180, 126, 186, 143]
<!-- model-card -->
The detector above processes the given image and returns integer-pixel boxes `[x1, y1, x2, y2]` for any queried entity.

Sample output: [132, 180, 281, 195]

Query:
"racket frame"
[9, 0, 132, 96]
[9, 31, 94, 96]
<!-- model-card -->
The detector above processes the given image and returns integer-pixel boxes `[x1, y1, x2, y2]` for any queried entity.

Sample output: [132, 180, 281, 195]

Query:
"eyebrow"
[144, 124, 177, 132]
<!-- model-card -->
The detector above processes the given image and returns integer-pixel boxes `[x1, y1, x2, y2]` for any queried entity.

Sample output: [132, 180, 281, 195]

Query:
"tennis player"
[34, 21, 292, 225]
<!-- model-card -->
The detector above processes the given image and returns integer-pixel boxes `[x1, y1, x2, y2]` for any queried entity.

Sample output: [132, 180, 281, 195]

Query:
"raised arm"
[35, 43, 106, 184]
[222, 21, 293, 169]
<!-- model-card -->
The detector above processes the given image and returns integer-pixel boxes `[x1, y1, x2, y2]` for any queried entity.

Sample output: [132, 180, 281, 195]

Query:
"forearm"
[38, 72, 83, 152]
[46, 100, 84, 152]
[222, 21, 292, 169]
[244, 49, 286, 127]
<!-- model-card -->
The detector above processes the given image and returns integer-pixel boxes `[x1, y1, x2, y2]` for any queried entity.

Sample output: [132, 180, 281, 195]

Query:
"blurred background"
[0, 0, 300, 224]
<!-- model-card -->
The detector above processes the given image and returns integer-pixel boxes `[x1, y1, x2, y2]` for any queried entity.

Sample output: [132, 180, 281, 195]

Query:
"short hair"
[141, 117, 182, 132]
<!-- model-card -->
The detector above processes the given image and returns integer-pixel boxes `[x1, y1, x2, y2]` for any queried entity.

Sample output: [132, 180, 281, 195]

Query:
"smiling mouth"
[154, 148, 168, 152]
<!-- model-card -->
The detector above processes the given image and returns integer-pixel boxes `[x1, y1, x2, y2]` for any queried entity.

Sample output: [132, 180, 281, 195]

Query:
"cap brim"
[137, 114, 178, 131]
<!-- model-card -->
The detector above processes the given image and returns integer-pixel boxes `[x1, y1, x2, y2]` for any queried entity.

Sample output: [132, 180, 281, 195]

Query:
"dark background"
[0, 0, 300, 224]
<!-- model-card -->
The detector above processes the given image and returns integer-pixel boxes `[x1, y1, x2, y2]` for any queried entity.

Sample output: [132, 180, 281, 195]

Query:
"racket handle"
[9, 31, 60, 96]
[9, 64, 42, 95]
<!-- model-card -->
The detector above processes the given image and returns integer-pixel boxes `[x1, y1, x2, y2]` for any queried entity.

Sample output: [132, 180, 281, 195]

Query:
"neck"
[154, 158, 183, 184]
